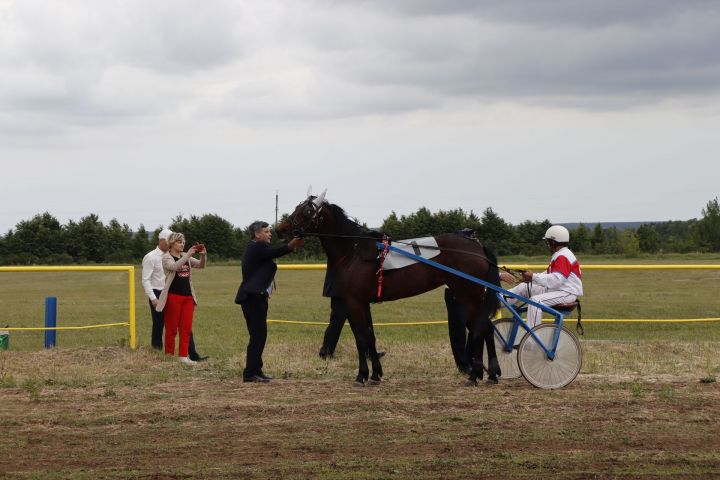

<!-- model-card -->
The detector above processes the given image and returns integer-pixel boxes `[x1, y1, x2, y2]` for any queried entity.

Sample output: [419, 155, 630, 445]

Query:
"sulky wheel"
[483, 318, 523, 380]
[517, 324, 582, 389]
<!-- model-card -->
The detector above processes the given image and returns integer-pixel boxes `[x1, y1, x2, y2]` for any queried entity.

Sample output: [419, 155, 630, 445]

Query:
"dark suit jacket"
[235, 240, 291, 304]
[322, 258, 337, 298]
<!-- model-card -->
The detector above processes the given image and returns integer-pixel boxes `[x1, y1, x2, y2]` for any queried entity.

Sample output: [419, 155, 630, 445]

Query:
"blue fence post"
[45, 296, 57, 349]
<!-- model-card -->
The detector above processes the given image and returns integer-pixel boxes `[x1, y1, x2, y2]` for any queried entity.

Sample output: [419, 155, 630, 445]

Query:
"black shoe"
[190, 355, 209, 362]
[243, 375, 270, 383]
[258, 371, 273, 380]
[319, 346, 334, 359]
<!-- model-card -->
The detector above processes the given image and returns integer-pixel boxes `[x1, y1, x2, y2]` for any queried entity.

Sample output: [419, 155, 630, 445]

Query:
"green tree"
[168, 215, 199, 245]
[637, 224, 660, 253]
[381, 212, 403, 238]
[620, 229, 640, 257]
[195, 214, 244, 259]
[64, 214, 107, 262]
[695, 197, 720, 252]
[514, 220, 552, 256]
[170, 214, 242, 259]
[477, 208, 515, 255]
[433, 208, 481, 236]
[403, 207, 435, 238]
[131, 225, 152, 260]
[0, 231, 7, 260]
[655, 220, 697, 253]
[570, 224, 591, 253]
[105, 219, 134, 262]
[381, 208, 481, 240]
[606, 227, 622, 254]
[5, 212, 67, 263]
[590, 224, 609, 254]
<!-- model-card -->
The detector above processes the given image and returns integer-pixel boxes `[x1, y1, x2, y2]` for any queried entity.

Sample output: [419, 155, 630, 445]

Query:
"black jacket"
[235, 241, 291, 304]
[322, 258, 337, 298]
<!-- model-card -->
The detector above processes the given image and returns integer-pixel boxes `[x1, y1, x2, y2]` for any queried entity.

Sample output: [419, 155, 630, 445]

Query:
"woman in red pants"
[155, 232, 207, 365]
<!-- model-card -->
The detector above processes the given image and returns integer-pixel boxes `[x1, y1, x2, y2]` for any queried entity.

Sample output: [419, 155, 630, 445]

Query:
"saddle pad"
[382, 237, 440, 271]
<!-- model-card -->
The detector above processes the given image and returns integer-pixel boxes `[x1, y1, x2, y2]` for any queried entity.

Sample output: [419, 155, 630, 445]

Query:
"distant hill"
[561, 221, 667, 231]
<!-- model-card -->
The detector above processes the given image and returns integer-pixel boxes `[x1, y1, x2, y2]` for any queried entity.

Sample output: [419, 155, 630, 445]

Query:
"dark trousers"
[444, 288, 472, 369]
[241, 294, 268, 378]
[149, 289, 200, 359]
[322, 296, 349, 354]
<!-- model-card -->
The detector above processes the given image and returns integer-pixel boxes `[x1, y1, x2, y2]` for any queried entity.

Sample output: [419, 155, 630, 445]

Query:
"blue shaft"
[378, 242, 564, 319]
[44, 296, 57, 349]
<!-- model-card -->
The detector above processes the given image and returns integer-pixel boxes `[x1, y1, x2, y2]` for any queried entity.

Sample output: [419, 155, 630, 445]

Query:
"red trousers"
[164, 293, 195, 357]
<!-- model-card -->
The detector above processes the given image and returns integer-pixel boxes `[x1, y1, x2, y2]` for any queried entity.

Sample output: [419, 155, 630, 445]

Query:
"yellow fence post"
[128, 266, 136, 349]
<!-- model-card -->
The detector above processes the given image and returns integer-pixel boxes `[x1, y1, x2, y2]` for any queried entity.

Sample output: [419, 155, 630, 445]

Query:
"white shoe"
[179, 356, 197, 365]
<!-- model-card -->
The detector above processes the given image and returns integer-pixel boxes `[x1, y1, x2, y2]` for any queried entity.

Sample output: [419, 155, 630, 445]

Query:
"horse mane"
[327, 203, 381, 238]
[325, 203, 382, 261]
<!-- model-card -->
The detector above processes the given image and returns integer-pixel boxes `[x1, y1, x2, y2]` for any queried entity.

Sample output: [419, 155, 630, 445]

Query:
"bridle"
[288, 192, 326, 237]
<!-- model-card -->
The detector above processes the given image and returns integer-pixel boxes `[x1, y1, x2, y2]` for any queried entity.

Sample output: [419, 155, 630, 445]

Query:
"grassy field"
[2, 259, 720, 352]
[1, 258, 719, 478]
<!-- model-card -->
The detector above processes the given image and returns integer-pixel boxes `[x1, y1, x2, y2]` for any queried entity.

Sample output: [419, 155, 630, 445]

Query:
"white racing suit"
[507, 247, 583, 328]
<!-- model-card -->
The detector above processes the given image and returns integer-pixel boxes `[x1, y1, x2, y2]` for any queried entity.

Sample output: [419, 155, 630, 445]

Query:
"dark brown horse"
[276, 194, 501, 386]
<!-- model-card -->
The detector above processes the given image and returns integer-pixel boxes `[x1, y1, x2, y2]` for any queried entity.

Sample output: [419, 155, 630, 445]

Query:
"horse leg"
[482, 316, 500, 384]
[464, 304, 485, 386]
[477, 286, 501, 384]
[366, 305, 383, 383]
[347, 303, 370, 385]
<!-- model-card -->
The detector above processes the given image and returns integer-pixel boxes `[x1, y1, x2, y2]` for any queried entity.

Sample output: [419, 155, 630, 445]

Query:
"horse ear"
[306, 185, 313, 198]
[313, 189, 327, 207]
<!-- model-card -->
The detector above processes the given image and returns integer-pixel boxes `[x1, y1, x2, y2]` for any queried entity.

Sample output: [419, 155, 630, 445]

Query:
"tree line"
[1, 197, 719, 264]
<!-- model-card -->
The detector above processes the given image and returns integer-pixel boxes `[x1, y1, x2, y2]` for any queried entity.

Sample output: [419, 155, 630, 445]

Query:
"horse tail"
[482, 244, 500, 316]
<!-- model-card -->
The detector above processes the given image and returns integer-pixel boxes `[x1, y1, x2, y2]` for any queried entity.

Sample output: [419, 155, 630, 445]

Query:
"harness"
[375, 235, 390, 301]
[289, 199, 325, 237]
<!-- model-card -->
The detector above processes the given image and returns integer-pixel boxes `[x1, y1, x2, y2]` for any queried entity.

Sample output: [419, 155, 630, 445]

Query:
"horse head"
[276, 190, 327, 240]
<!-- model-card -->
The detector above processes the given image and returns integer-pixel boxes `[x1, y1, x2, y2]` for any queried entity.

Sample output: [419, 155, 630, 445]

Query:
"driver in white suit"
[505, 225, 583, 328]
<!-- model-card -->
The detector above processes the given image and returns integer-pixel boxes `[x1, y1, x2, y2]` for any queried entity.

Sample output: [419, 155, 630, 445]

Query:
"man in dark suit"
[236, 221, 304, 383]
[444, 287, 473, 374]
[318, 258, 384, 360]
[318, 258, 343, 358]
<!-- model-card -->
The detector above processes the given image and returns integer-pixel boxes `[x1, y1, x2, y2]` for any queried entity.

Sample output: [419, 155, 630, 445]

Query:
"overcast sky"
[2, 0, 719, 233]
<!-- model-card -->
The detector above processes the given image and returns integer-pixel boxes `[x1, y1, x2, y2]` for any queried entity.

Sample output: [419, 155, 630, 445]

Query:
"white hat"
[543, 225, 570, 243]
[158, 228, 173, 240]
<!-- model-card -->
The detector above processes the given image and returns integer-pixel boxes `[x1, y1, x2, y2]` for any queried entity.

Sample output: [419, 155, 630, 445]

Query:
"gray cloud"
[1, 0, 720, 131]
[304, 1, 720, 108]
[348, 0, 713, 27]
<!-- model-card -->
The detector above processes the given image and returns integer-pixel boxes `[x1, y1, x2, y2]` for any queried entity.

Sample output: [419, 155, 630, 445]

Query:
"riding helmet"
[543, 225, 570, 244]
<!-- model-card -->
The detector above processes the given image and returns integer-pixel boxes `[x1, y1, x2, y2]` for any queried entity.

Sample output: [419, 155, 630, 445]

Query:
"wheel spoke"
[483, 319, 522, 379]
[518, 325, 582, 389]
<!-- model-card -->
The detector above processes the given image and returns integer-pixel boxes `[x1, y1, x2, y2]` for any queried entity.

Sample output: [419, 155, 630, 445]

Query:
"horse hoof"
[486, 377, 499, 385]
[368, 378, 381, 386]
[465, 378, 478, 387]
[353, 380, 365, 388]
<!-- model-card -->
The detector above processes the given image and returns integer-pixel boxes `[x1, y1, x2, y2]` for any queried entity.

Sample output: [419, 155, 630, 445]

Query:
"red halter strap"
[376, 236, 390, 300]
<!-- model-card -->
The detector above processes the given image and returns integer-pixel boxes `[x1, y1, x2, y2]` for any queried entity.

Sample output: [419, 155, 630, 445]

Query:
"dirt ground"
[2, 358, 719, 479]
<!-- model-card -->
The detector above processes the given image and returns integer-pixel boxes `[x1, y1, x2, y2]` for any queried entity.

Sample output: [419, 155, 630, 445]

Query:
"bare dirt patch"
[1, 347, 719, 479]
